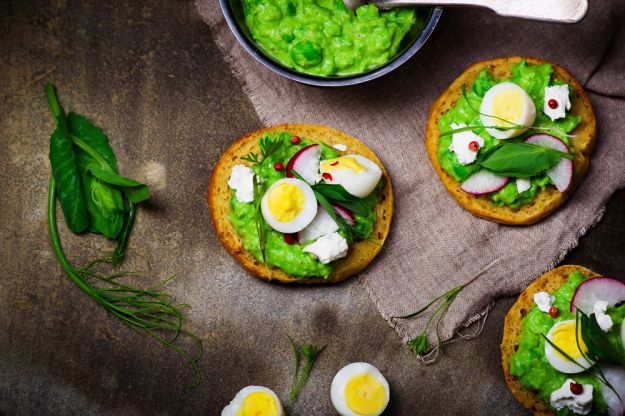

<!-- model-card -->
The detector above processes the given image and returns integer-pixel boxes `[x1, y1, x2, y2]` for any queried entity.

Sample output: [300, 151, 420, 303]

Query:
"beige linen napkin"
[196, 0, 625, 345]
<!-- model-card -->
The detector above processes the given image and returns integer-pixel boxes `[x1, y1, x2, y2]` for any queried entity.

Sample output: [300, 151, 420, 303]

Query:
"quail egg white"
[480, 82, 536, 139]
[221, 386, 284, 416]
[330, 362, 390, 416]
[545, 320, 595, 374]
[260, 178, 317, 234]
[319, 155, 382, 198]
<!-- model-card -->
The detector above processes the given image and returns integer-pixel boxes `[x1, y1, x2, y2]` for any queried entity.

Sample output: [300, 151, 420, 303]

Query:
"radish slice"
[332, 204, 356, 226]
[461, 170, 509, 195]
[546, 157, 573, 192]
[570, 277, 625, 314]
[525, 133, 569, 152]
[524, 134, 573, 192]
[599, 364, 625, 416]
[286, 144, 321, 185]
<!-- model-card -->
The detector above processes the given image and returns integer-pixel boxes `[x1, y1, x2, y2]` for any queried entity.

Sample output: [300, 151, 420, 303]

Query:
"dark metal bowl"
[219, 1, 442, 87]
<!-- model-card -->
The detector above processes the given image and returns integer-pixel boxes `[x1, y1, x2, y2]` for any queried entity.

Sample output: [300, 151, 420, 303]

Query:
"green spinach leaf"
[67, 113, 118, 172]
[49, 126, 89, 233]
[85, 164, 149, 203]
[481, 143, 570, 178]
[79, 170, 125, 239]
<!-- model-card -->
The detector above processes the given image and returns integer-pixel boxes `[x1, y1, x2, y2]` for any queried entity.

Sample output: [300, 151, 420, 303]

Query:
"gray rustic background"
[1, 1, 623, 415]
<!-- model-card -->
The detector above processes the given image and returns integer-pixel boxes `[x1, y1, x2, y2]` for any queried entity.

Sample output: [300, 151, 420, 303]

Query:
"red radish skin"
[286, 144, 321, 184]
[332, 204, 356, 226]
[524, 134, 573, 192]
[461, 170, 509, 195]
[570, 277, 625, 314]
[525, 134, 569, 152]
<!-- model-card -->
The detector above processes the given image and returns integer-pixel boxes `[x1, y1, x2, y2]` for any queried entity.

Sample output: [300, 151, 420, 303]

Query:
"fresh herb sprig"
[45, 84, 203, 387]
[239, 135, 283, 262]
[240, 152, 259, 164]
[259, 135, 283, 159]
[395, 258, 501, 357]
[288, 337, 326, 406]
[241, 135, 283, 165]
[252, 175, 267, 263]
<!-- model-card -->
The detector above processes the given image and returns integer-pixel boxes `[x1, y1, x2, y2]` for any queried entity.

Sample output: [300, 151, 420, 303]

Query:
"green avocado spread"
[227, 132, 381, 278]
[242, 0, 425, 76]
[438, 60, 582, 208]
[510, 271, 625, 415]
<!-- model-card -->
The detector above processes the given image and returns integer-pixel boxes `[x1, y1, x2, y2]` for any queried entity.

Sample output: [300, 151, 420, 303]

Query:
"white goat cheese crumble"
[227, 165, 255, 203]
[544, 85, 571, 121]
[448, 123, 484, 165]
[550, 379, 593, 415]
[593, 300, 614, 332]
[534, 291, 555, 313]
[303, 232, 348, 264]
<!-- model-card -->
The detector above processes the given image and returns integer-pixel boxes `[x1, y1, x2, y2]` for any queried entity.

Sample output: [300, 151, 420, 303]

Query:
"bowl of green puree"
[220, 0, 442, 86]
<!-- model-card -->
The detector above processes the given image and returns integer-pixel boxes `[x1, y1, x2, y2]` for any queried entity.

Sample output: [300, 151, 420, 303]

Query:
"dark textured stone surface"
[0, 1, 623, 415]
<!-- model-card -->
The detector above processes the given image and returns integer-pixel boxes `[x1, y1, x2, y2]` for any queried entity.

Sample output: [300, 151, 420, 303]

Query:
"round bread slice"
[501, 264, 602, 415]
[207, 124, 394, 284]
[426, 56, 597, 225]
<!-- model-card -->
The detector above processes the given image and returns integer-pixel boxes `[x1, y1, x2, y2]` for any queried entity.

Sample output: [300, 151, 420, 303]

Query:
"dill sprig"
[396, 258, 501, 357]
[288, 336, 326, 406]
[240, 153, 259, 164]
[259, 135, 282, 159]
[252, 175, 267, 263]
[239, 135, 283, 263]
[240, 135, 283, 166]
[48, 178, 203, 388]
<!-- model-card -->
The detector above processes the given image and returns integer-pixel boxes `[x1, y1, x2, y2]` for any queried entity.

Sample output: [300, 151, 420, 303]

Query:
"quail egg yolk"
[551, 321, 589, 360]
[266, 182, 305, 222]
[344, 373, 386, 415]
[321, 156, 366, 173]
[236, 392, 278, 416]
[492, 88, 524, 126]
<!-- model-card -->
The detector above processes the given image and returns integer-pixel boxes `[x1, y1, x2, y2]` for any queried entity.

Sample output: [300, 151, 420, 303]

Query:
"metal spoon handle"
[374, 0, 588, 23]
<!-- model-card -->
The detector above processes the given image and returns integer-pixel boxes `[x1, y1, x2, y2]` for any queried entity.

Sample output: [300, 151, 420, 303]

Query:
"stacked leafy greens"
[45, 84, 203, 387]
[228, 132, 382, 278]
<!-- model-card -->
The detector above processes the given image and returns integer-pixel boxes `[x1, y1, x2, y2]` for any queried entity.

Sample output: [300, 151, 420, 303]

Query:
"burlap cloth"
[196, 0, 625, 345]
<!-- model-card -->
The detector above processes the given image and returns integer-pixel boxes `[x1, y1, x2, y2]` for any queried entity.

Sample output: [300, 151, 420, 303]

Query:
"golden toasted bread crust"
[501, 265, 602, 415]
[207, 124, 394, 284]
[426, 57, 597, 225]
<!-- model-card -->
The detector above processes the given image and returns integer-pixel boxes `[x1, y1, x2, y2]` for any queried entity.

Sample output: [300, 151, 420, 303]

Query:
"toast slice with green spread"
[426, 57, 596, 225]
[207, 124, 393, 284]
[501, 265, 602, 415]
